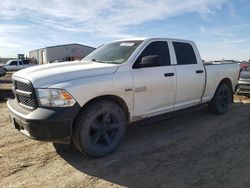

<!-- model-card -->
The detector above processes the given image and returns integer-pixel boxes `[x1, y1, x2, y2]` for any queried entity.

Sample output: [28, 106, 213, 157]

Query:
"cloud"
[200, 43, 250, 61]
[0, 0, 228, 36]
[226, 2, 238, 18]
[0, 24, 29, 33]
[0, 0, 229, 57]
[232, 23, 250, 29]
[198, 37, 250, 61]
[199, 37, 250, 49]
[200, 26, 234, 37]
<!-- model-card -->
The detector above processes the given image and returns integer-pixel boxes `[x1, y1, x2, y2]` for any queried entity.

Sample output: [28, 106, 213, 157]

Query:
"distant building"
[0, 57, 14, 64]
[29, 43, 95, 64]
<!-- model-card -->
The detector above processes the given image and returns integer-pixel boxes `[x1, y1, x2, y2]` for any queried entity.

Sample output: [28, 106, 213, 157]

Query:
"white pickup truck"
[7, 38, 240, 157]
[1, 59, 34, 71]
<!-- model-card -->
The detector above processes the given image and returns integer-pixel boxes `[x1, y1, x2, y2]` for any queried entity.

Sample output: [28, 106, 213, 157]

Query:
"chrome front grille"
[13, 79, 38, 109]
[15, 80, 32, 92]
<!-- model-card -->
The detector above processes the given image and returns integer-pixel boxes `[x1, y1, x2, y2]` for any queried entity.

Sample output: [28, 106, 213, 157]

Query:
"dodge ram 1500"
[7, 38, 240, 157]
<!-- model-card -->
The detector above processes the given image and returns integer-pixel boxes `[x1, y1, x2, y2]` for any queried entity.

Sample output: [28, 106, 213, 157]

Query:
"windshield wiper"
[91, 59, 104, 63]
[90, 59, 120, 64]
[104, 61, 120, 64]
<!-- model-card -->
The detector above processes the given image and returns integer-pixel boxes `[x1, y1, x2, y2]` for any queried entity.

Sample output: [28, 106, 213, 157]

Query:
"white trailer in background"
[29, 43, 95, 64]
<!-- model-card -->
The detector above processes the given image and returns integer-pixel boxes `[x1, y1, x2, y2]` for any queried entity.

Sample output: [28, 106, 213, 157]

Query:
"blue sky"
[0, 0, 249, 61]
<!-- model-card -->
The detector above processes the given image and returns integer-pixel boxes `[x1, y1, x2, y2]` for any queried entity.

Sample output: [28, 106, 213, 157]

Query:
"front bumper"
[7, 99, 80, 144]
[236, 80, 250, 94]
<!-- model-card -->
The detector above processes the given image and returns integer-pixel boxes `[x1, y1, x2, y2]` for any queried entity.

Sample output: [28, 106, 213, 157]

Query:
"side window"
[19, 61, 23, 65]
[9, 61, 17, 66]
[133, 41, 171, 68]
[22, 60, 29, 65]
[173, 42, 197, 65]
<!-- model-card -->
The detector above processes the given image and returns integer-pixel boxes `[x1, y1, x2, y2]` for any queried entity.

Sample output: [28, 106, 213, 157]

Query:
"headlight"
[36, 89, 76, 107]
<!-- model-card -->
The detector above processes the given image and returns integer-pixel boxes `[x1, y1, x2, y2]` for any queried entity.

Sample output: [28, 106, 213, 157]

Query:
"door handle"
[196, 70, 204, 74]
[164, 73, 175, 77]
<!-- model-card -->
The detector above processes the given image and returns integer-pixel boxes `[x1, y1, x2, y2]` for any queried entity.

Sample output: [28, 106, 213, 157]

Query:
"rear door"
[22, 60, 30, 68]
[171, 41, 205, 109]
[18, 61, 23, 70]
[131, 40, 176, 117]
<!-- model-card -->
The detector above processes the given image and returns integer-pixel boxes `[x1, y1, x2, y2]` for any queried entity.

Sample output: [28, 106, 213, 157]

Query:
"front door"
[8, 61, 18, 71]
[131, 41, 176, 117]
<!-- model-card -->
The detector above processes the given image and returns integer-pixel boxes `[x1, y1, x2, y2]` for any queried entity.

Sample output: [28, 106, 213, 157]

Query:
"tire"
[208, 83, 232, 114]
[73, 100, 127, 158]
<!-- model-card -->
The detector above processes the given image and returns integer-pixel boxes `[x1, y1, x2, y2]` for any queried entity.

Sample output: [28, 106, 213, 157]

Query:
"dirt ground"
[1, 73, 250, 188]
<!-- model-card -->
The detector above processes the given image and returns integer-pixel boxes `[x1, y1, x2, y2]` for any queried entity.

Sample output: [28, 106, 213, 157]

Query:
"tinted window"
[133, 41, 171, 68]
[173, 42, 197, 65]
[22, 60, 30, 65]
[19, 61, 23, 65]
[9, 61, 17, 65]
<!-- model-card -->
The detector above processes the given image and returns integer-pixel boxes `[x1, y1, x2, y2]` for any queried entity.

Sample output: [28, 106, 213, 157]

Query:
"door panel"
[175, 64, 205, 109]
[18, 61, 23, 70]
[131, 40, 176, 117]
[8, 61, 18, 71]
[172, 41, 205, 109]
[132, 66, 176, 116]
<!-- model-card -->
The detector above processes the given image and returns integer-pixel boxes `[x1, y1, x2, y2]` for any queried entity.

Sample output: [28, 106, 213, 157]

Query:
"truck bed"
[202, 62, 240, 102]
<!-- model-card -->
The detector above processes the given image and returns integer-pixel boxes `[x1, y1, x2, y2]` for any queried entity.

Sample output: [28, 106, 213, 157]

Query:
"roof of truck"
[112, 37, 194, 43]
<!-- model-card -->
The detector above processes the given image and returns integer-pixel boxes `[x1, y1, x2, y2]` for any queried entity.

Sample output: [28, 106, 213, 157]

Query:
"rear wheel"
[208, 83, 232, 114]
[73, 100, 126, 157]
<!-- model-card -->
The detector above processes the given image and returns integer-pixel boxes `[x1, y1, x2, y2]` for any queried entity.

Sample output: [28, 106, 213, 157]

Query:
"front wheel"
[208, 83, 232, 114]
[73, 100, 126, 158]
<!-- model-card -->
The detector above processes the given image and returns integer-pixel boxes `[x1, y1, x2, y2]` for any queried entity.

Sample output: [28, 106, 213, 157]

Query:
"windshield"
[6, 60, 12, 64]
[82, 40, 143, 64]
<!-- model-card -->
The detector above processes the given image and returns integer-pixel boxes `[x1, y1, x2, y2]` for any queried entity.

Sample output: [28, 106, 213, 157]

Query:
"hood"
[13, 61, 119, 87]
[240, 70, 250, 80]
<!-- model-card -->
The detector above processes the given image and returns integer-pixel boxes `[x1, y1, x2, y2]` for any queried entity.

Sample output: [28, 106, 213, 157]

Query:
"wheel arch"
[213, 78, 233, 101]
[71, 94, 129, 157]
[72, 95, 130, 134]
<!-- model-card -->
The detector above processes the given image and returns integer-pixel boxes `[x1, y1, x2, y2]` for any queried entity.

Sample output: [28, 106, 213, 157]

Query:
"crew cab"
[7, 38, 240, 157]
[1, 59, 35, 71]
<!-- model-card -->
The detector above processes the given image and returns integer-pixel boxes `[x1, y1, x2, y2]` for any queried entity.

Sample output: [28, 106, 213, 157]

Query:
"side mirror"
[140, 55, 161, 68]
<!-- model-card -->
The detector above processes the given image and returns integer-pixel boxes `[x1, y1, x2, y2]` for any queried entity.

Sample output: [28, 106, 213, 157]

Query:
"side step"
[132, 104, 206, 127]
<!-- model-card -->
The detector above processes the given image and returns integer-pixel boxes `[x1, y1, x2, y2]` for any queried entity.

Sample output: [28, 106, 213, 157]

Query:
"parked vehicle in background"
[7, 37, 240, 158]
[0, 66, 6, 77]
[0, 59, 35, 71]
[236, 66, 250, 95]
[239, 62, 249, 71]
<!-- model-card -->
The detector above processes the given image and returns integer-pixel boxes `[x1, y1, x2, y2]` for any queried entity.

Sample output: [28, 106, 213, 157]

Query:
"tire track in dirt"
[0, 97, 249, 187]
